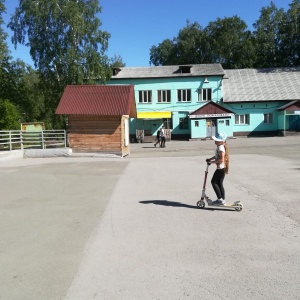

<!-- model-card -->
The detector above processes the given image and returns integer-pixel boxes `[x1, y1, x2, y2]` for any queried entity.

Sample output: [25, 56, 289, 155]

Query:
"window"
[177, 89, 191, 102]
[179, 117, 189, 129]
[179, 66, 191, 73]
[139, 90, 152, 103]
[264, 113, 273, 124]
[198, 88, 212, 101]
[157, 90, 171, 103]
[235, 114, 249, 125]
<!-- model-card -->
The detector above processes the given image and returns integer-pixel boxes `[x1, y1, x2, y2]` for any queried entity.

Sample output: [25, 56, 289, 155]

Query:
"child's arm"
[210, 151, 225, 164]
[206, 151, 225, 164]
[206, 156, 215, 162]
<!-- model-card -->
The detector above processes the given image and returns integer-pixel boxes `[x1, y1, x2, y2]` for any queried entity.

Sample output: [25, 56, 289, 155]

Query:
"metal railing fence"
[0, 130, 66, 151]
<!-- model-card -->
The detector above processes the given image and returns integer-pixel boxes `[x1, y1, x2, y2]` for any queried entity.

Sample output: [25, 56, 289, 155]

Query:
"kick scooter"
[196, 162, 243, 211]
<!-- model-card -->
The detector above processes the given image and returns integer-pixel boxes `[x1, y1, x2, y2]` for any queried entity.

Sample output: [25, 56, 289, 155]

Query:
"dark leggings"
[211, 169, 226, 200]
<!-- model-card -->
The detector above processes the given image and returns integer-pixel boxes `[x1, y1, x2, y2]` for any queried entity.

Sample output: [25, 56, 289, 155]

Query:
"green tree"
[0, 57, 45, 123]
[10, 61, 46, 122]
[0, 0, 9, 60]
[204, 16, 255, 68]
[150, 38, 176, 66]
[0, 99, 20, 130]
[150, 18, 255, 68]
[252, 1, 286, 67]
[8, 0, 111, 128]
[280, 0, 300, 66]
[110, 54, 126, 68]
[173, 21, 208, 65]
[150, 21, 208, 66]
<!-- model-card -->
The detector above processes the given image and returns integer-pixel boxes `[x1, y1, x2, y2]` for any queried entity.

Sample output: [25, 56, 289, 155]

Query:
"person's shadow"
[139, 200, 198, 209]
[139, 200, 233, 211]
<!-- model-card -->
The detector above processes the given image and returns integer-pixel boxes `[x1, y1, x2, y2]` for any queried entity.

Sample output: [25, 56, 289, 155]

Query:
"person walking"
[206, 133, 229, 205]
[160, 125, 166, 148]
[154, 128, 161, 147]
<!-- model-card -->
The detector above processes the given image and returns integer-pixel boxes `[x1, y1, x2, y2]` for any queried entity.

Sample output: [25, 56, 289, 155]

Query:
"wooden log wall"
[68, 115, 123, 154]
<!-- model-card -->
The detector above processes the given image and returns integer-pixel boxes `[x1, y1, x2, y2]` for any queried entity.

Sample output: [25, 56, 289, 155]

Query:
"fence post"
[20, 131, 23, 150]
[64, 130, 67, 148]
[42, 130, 45, 149]
[9, 131, 12, 151]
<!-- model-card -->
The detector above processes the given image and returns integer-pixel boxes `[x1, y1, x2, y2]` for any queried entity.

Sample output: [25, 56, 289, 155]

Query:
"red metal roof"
[55, 85, 136, 117]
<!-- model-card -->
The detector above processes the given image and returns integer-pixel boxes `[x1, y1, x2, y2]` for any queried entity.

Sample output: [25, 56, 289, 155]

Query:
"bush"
[0, 99, 21, 130]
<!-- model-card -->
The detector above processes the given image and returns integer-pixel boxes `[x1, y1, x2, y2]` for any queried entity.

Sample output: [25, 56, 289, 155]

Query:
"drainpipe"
[283, 110, 286, 137]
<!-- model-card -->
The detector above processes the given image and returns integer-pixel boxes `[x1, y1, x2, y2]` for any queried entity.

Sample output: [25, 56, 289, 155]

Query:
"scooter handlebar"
[205, 158, 211, 165]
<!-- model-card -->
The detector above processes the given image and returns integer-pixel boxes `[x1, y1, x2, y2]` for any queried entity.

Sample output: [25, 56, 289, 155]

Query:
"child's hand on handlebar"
[206, 158, 211, 165]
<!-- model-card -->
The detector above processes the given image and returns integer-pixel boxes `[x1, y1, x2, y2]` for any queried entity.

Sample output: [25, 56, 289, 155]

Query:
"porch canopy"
[189, 101, 234, 118]
[277, 100, 300, 113]
[137, 111, 171, 119]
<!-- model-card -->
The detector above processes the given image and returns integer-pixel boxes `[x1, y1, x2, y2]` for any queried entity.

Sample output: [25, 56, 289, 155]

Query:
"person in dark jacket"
[154, 128, 161, 147]
[160, 125, 166, 148]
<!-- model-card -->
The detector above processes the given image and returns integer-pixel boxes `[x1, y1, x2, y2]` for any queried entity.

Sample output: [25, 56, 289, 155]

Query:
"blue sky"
[3, 0, 290, 68]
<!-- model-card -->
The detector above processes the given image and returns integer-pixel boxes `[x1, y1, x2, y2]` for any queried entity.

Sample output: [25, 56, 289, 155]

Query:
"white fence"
[0, 130, 66, 151]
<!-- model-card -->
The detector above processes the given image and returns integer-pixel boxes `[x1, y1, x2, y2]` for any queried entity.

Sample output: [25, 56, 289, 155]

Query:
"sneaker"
[212, 199, 226, 205]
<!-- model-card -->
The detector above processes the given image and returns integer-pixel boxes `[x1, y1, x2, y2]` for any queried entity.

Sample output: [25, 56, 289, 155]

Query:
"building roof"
[223, 67, 300, 102]
[189, 101, 235, 118]
[277, 100, 300, 111]
[111, 64, 225, 79]
[55, 85, 137, 117]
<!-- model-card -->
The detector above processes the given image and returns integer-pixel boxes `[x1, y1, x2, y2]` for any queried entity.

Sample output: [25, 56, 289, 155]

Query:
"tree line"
[0, 0, 299, 130]
[0, 0, 125, 130]
[150, 1, 300, 68]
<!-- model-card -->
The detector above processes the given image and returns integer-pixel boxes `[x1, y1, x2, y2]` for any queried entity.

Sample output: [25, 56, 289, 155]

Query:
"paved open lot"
[0, 136, 300, 300]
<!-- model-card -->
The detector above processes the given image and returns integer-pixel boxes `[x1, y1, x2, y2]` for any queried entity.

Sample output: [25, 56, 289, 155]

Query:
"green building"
[109, 65, 300, 140]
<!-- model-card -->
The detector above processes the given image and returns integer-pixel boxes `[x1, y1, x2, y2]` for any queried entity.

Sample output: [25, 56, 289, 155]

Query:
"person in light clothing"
[160, 125, 166, 148]
[206, 133, 229, 205]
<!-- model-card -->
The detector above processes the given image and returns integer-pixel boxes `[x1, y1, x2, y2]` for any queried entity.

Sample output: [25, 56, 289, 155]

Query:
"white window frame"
[139, 90, 152, 103]
[264, 113, 273, 124]
[198, 88, 212, 101]
[177, 89, 191, 102]
[157, 90, 171, 103]
[235, 114, 250, 125]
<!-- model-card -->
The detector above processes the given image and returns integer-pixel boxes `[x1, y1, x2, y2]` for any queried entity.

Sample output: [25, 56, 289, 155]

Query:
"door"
[206, 119, 216, 137]
[289, 115, 300, 130]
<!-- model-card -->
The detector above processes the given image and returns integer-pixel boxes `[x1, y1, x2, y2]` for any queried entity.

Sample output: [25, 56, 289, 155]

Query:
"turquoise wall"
[190, 117, 233, 139]
[109, 78, 292, 138]
[190, 119, 206, 138]
[216, 117, 233, 137]
[109, 76, 223, 138]
[223, 102, 281, 133]
[109, 77, 223, 115]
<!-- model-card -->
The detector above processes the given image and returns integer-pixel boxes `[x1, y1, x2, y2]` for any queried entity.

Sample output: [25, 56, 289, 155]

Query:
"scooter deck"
[197, 199, 243, 211]
[207, 203, 241, 208]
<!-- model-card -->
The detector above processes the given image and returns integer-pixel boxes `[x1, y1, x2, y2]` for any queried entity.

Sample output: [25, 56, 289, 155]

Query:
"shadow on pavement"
[139, 200, 198, 209]
[139, 200, 235, 212]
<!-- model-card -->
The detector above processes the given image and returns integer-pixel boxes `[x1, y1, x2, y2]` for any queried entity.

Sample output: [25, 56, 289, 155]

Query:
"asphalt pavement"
[0, 136, 300, 300]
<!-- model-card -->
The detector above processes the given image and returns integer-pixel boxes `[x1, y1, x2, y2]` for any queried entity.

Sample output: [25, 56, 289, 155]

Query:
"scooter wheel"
[197, 200, 205, 209]
[235, 204, 243, 211]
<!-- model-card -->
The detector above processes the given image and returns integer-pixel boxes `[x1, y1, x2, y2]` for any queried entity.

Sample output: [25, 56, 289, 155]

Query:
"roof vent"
[113, 68, 122, 76]
[179, 65, 192, 74]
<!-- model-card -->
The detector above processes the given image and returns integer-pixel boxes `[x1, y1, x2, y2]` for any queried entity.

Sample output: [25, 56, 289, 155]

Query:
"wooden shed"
[56, 85, 137, 156]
